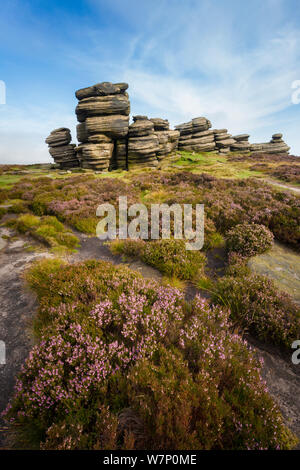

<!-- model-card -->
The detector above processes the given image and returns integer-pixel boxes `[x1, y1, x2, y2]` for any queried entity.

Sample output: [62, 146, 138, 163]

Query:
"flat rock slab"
[252, 343, 300, 447]
[248, 242, 300, 304]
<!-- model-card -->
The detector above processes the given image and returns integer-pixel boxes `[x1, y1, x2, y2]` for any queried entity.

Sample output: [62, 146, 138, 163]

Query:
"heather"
[226, 223, 274, 257]
[110, 238, 207, 280]
[2, 169, 299, 249]
[4, 174, 139, 234]
[212, 269, 300, 349]
[270, 165, 300, 184]
[2, 259, 297, 450]
[228, 153, 300, 185]
[129, 171, 300, 249]
[6, 214, 79, 253]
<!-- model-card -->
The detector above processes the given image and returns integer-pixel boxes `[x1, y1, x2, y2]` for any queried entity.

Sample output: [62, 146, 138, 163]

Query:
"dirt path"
[0, 230, 299, 448]
[264, 178, 300, 194]
[0, 229, 51, 447]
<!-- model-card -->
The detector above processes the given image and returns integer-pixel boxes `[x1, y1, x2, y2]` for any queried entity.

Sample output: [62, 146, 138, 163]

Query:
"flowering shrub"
[226, 223, 274, 257]
[131, 172, 300, 249]
[7, 175, 139, 234]
[141, 239, 206, 280]
[110, 238, 206, 281]
[2, 259, 297, 449]
[212, 271, 300, 348]
[121, 297, 295, 450]
[271, 165, 300, 184]
[6, 214, 79, 252]
[5, 170, 300, 249]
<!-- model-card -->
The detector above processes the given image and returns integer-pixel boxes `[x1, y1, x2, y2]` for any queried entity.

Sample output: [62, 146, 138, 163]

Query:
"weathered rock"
[86, 134, 113, 144]
[215, 138, 236, 149]
[45, 128, 71, 147]
[176, 117, 212, 152]
[213, 129, 228, 135]
[75, 82, 128, 100]
[192, 129, 215, 139]
[76, 94, 130, 122]
[214, 133, 233, 141]
[129, 117, 154, 137]
[155, 129, 180, 160]
[250, 134, 290, 155]
[128, 135, 160, 156]
[133, 115, 148, 122]
[46, 128, 79, 169]
[272, 133, 283, 140]
[230, 141, 250, 152]
[76, 122, 88, 143]
[150, 118, 169, 131]
[114, 138, 128, 170]
[128, 120, 160, 168]
[85, 115, 129, 138]
[49, 144, 79, 168]
[179, 142, 216, 152]
[80, 142, 114, 171]
[233, 134, 250, 142]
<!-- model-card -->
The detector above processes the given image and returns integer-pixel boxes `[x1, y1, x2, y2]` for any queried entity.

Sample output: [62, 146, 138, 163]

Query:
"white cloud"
[0, 104, 77, 164]
[0, 0, 299, 163]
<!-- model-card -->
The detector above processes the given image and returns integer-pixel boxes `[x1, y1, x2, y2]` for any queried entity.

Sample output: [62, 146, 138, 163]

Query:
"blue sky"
[0, 0, 299, 163]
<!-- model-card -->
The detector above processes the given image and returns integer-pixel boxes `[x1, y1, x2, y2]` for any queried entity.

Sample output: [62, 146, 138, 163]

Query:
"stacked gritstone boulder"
[231, 134, 250, 154]
[75, 82, 130, 171]
[128, 116, 159, 169]
[150, 118, 180, 161]
[45, 128, 79, 169]
[176, 117, 215, 152]
[213, 129, 236, 155]
[250, 134, 290, 155]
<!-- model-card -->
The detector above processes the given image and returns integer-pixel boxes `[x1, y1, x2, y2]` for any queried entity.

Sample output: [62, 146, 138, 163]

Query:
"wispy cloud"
[0, 0, 299, 164]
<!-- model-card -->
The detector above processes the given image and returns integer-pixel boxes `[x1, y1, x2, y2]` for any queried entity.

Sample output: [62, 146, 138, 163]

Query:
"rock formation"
[46, 81, 291, 170]
[150, 118, 180, 160]
[250, 133, 290, 155]
[175, 117, 216, 152]
[45, 128, 79, 169]
[213, 129, 236, 154]
[74, 82, 130, 171]
[127, 116, 160, 169]
[231, 134, 250, 153]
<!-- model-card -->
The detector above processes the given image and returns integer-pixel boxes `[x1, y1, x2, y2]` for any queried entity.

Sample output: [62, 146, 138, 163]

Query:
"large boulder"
[129, 117, 155, 137]
[76, 94, 130, 122]
[49, 144, 79, 168]
[85, 115, 129, 138]
[176, 117, 212, 151]
[80, 142, 114, 171]
[150, 118, 169, 131]
[75, 82, 128, 100]
[249, 134, 290, 155]
[45, 128, 71, 147]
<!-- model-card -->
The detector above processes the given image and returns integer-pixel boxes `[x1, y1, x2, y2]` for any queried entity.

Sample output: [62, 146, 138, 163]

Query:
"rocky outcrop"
[74, 82, 130, 171]
[213, 129, 236, 154]
[176, 117, 215, 152]
[151, 118, 180, 160]
[47, 81, 291, 170]
[128, 116, 159, 169]
[45, 128, 79, 169]
[231, 134, 250, 153]
[250, 134, 290, 155]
